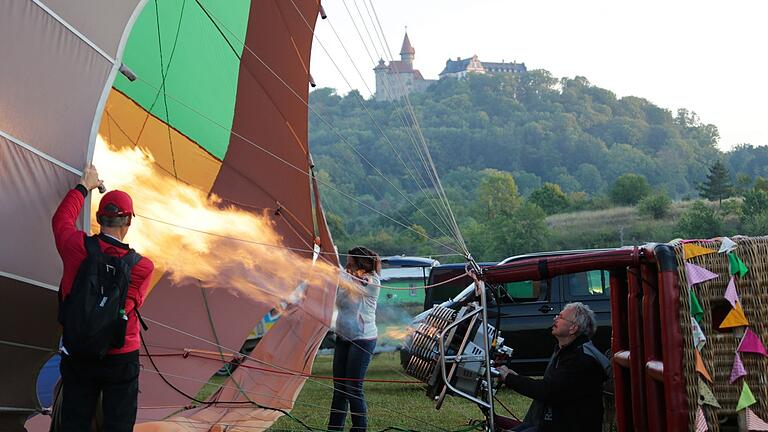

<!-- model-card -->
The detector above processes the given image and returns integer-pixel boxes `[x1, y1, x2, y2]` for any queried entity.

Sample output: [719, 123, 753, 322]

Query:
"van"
[410, 249, 617, 376]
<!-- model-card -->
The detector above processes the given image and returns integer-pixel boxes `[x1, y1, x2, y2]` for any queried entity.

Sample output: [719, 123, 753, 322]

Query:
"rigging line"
[334, 0, 453, 221]
[107, 107, 322, 249]
[366, 1, 467, 254]
[194, 0, 416, 239]
[312, 8, 458, 239]
[351, 2, 460, 245]
[358, 1, 455, 236]
[154, 0, 179, 179]
[326, 0, 443, 206]
[135, 208, 458, 264]
[131, 76, 463, 255]
[140, 337, 316, 431]
[357, 0, 460, 242]
[141, 317, 448, 432]
[190, 2, 463, 254]
[133, 0, 187, 149]
[290, 1, 457, 244]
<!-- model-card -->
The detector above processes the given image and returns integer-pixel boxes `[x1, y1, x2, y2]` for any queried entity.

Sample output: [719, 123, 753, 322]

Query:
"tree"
[676, 201, 723, 238]
[609, 173, 651, 205]
[528, 183, 569, 215]
[638, 191, 672, 219]
[698, 160, 734, 204]
[475, 170, 520, 220]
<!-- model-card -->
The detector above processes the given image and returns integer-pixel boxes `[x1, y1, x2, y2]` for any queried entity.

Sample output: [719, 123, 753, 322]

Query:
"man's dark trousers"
[59, 350, 140, 432]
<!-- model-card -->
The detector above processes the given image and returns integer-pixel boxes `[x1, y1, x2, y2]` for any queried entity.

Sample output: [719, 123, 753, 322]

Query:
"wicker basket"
[674, 236, 768, 431]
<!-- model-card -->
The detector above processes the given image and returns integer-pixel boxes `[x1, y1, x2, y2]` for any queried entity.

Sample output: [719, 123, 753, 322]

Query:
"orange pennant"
[696, 349, 713, 383]
[720, 303, 750, 329]
[684, 243, 717, 260]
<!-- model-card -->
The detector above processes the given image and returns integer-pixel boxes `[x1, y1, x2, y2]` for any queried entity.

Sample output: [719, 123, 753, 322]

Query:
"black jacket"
[504, 334, 608, 432]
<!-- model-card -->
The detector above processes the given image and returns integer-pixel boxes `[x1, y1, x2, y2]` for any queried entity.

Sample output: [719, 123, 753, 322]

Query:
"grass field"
[264, 352, 532, 431]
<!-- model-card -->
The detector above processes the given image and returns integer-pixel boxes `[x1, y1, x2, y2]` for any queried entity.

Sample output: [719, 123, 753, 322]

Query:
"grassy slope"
[544, 200, 741, 250]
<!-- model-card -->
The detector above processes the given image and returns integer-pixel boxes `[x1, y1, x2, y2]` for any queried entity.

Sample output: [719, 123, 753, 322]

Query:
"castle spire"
[400, 30, 415, 64]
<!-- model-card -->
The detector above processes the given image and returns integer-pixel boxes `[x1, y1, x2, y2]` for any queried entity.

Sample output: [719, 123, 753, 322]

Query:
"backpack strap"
[119, 249, 148, 331]
[84, 234, 101, 256]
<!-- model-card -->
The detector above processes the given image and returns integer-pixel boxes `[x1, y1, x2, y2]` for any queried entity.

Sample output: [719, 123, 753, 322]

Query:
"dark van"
[413, 249, 617, 376]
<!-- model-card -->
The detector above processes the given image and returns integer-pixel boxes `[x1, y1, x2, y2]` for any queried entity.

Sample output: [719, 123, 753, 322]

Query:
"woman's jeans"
[328, 337, 377, 431]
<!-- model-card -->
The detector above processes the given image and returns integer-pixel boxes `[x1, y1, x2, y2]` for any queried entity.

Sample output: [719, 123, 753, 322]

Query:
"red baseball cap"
[97, 190, 135, 217]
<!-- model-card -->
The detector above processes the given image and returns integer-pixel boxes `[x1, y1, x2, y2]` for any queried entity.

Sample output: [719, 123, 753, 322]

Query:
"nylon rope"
[293, 1, 459, 241]
[188, 1, 465, 255]
[332, 1, 458, 235]
[363, 0, 469, 255]
[346, 0, 463, 249]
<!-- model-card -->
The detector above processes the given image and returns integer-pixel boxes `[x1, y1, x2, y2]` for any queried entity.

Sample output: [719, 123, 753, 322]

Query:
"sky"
[309, 0, 768, 151]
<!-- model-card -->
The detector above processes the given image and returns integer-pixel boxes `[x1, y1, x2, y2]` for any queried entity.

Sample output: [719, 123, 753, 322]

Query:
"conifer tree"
[698, 160, 734, 205]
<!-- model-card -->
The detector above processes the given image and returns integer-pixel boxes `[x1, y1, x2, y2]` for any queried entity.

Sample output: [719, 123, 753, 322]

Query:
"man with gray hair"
[497, 302, 609, 431]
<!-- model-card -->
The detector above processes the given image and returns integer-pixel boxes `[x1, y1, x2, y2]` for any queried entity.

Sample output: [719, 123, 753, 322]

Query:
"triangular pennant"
[684, 243, 717, 260]
[690, 290, 705, 323]
[737, 381, 757, 411]
[728, 252, 749, 278]
[730, 352, 747, 383]
[719, 237, 738, 254]
[720, 303, 750, 329]
[695, 349, 713, 383]
[698, 377, 721, 407]
[724, 276, 740, 308]
[692, 317, 707, 351]
[738, 328, 768, 356]
[686, 262, 719, 287]
[746, 408, 768, 431]
[695, 406, 709, 432]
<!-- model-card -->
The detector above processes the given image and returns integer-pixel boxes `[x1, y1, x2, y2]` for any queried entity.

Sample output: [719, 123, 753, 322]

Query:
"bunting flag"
[738, 328, 768, 356]
[690, 290, 705, 323]
[724, 276, 740, 308]
[684, 243, 717, 260]
[728, 252, 749, 278]
[698, 377, 721, 407]
[730, 352, 747, 383]
[692, 317, 706, 351]
[737, 381, 757, 411]
[718, 236, 738, 254]
[746, 408, 768, 431]
[720, 303, 750, 329]
[695, 406, 709, 432]
[695, 349, 713, 383]
[685, 263, 719, 287]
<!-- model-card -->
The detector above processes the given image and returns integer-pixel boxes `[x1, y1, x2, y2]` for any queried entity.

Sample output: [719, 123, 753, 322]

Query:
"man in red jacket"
[52, 164, 154, 432]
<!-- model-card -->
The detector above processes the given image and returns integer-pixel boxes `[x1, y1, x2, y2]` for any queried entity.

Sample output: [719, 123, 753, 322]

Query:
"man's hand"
[78, 164, 103, 191]
[496, 365, 518, 381]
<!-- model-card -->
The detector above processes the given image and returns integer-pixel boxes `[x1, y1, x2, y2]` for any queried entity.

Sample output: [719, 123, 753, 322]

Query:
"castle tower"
[400, 32, 415, 67]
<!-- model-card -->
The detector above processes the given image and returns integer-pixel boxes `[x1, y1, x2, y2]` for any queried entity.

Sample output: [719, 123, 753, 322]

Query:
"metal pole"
[478, 279, 495, 432]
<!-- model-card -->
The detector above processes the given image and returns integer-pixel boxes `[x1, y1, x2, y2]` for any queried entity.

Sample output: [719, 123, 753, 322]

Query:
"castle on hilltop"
[374, 32, 527, 101]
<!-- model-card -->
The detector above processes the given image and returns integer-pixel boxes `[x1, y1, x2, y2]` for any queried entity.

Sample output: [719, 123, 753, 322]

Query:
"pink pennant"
[730, 352, 747, 383]
[724, 276, 739, 308]
[738, 329, 768, 357]
[685, 262, 719, 287]
[747, 408, 768, 431]
[695, 406, 708, 432]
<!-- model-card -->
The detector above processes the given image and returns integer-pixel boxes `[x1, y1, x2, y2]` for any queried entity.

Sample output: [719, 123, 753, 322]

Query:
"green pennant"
[690, 290, 704, 323]
[698, 377, 721, 408]
[737, 381, 757, 411]
[728, 252, 749, 278]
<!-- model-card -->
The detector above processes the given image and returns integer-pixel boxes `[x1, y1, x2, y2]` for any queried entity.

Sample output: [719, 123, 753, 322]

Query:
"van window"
[499, 280, 545, 303]
[567, 270, 610, 298]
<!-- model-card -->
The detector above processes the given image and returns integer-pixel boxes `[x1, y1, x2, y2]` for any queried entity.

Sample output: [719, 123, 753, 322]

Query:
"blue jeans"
[328, 337, 376, 431]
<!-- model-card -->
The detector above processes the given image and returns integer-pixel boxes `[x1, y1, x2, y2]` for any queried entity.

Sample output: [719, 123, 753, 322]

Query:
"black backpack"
[58, 235, 141, 358]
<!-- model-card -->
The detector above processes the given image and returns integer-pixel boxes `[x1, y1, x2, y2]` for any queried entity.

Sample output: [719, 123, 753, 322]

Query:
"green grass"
[265, 352, 532, 431]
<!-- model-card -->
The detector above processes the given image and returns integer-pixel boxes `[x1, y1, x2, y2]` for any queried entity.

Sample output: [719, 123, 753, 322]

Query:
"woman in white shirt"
[328, 246, 381, 431]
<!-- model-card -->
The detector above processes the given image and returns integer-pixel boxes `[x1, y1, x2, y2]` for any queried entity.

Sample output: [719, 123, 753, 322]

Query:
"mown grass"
[265, 352, 532, 431]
